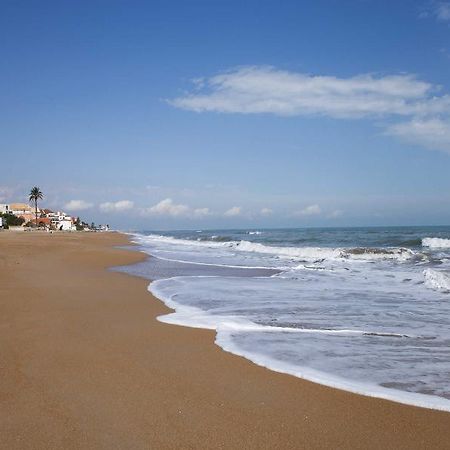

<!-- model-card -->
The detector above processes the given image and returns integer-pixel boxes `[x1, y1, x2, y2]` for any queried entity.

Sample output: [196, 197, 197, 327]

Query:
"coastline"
[1, 231, 450, 449]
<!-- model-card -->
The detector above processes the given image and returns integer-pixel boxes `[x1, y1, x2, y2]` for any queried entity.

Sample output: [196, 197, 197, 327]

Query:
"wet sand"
[1, 231, 450, 449]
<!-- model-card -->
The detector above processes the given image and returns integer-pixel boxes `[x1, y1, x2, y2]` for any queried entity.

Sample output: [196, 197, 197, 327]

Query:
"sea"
[116, 226, 450, 411]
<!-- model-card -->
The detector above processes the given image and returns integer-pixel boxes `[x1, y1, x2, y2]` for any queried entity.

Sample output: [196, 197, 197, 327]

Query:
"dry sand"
[1, 231, 450, 449]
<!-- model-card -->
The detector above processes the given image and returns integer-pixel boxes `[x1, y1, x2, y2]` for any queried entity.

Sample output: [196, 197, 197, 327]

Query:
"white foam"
[215, 330, 450, 412]
[149, 276, 450, 412]
[423, 237, 450, 249]
[135, 233, 416, 263]
[150, 277, 256, 330]
[235, 241, 415, 262]
[148, 254, 279, 270]
[132, 231, 450, 412]
[424, 269, 450, 292]
[152, 282, 415, 338]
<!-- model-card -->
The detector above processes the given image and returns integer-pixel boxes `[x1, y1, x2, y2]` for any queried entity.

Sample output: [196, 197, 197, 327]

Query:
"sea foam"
[135, 234, 416, 263]
[423, 237, 450, 249]
[129, 227, 450, 412]
[424, 269, 450, 292]
[149, 274, 450, 412]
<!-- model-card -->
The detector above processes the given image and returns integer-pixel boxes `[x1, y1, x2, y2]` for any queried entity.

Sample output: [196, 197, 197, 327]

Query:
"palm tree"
[29, 186, 43, 227]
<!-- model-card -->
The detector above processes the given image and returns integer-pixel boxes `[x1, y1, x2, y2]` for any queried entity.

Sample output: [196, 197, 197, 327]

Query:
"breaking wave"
[124, 227, 450, 412]
[424, 269, 450, 292]
[423, 237, 450, 249]
[136, 234, 417, 263]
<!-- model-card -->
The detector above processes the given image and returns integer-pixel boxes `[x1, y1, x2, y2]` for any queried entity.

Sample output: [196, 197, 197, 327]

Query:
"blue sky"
[1, 0, 450, 229]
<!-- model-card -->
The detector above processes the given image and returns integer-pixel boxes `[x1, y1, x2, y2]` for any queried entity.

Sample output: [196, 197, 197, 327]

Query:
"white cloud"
[435, 2, 450, 20]
[224, 206, 242, 217]
[193, 207, 211, 218]
[419, 2, 450, 21]
[170, 66, 448, 118]
[170, 66, 450, 153]
[260, 207, 273, 216]
[99, 200, 134, 213]
[141, 198, 211, 218]
[387, 118, 450, 153]
[64, 200, 93, 211]
[143, 198, 189, 217]
[295, 204, 322, 216]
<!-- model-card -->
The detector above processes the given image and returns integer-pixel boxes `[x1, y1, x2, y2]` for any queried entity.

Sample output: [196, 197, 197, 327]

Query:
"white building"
[0, 204, 10, 214]
[57, 219, 76, 231]
[8, 203, 36, 223]
[43, 211, 75, 230]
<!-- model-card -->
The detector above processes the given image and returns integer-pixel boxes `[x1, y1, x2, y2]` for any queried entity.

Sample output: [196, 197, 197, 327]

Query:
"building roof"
[37, 217, 52, 225]
[10, 203, 33, 211]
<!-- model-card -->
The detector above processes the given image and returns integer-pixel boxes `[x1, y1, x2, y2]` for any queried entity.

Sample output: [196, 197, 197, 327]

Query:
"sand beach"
[1, 231, 450, 449]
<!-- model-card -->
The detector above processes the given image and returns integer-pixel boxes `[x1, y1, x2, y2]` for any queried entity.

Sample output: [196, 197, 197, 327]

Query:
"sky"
[1, 0, 450, 229]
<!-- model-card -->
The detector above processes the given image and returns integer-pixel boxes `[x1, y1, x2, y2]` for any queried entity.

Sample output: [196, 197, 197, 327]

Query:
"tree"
[0, 213, 25, 228]
[75, 217, 84, 231]
[29, 186, 44, 227]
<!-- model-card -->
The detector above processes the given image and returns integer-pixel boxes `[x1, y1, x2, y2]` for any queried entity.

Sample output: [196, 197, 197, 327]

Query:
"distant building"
[40, 210, 76, 231]
[1, 202, 78, 231]
[9, 203, 36, 223]
[58, 219, 76, 231]
[36, 217, 52, 228]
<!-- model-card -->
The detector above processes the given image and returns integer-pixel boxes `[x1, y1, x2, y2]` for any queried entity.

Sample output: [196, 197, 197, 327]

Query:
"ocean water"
[118, 227, 450, 411]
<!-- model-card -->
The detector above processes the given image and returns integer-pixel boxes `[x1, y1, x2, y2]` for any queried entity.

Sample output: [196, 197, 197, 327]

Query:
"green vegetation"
[29, 186, 44, 227]
[75, 217, 83, 231]
[0, 213, 25, 229]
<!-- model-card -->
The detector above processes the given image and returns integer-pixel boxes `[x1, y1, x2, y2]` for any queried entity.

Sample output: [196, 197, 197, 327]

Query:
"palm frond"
[29, 186, 44, 201]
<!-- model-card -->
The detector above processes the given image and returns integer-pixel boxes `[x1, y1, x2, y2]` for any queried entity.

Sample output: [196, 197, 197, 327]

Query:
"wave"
[342, 247, 414, 260]
[424, 269, 450, 292]
[147, 254, 278, 271]
[422, 237, 450, 249]
[215, 329, 450, 412]
[398, 238, 423, 247]
[135, 234, 417, 263]
[150, 277, 422, 338]
[204, 235, 233, 242]
[149, 277, 450, 412]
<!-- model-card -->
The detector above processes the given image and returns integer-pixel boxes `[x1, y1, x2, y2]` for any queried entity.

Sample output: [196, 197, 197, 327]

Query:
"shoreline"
[149, 273, 450, 414]
[1, 231, 450, 449]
